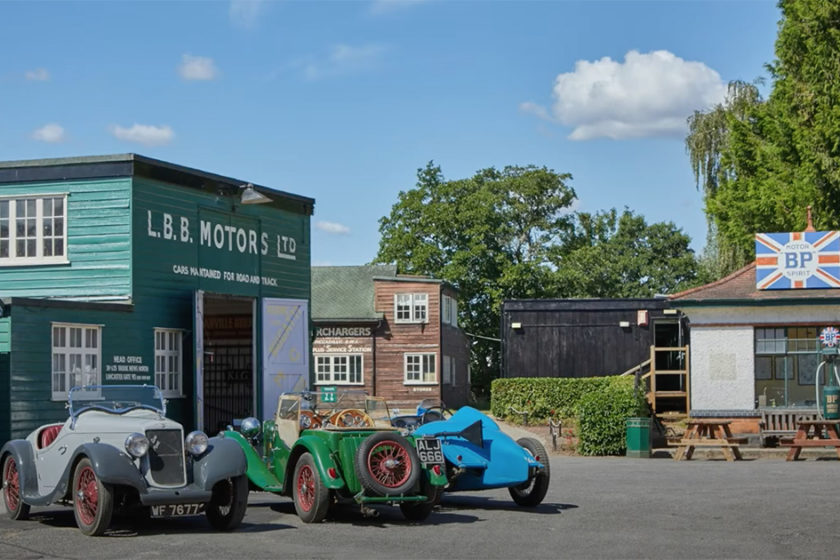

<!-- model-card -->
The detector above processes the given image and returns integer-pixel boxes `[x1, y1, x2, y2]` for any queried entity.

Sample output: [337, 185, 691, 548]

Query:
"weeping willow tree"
[686, 0, 840, 278]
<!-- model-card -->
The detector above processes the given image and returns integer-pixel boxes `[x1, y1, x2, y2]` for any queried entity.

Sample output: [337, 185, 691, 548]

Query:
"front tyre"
[508, 438, 550, 507]
[206, 475, 248, 531]
[2, 454, 30, 521]
[73, 457, 114, 536]
[292, 452, 330, 523]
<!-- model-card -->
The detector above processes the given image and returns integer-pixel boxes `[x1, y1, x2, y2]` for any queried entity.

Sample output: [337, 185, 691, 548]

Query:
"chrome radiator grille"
[146, 429, 186, 486]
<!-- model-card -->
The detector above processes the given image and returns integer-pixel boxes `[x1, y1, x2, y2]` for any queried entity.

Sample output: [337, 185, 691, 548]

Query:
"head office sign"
[755, 231, 840, 290]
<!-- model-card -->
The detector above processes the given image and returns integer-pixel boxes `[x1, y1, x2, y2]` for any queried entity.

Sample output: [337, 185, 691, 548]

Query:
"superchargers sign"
[755, 231, 840, 290]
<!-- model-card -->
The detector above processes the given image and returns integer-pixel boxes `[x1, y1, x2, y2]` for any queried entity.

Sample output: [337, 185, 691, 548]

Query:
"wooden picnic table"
[672, 419, 744, 461]
[783, 419, 840, 461]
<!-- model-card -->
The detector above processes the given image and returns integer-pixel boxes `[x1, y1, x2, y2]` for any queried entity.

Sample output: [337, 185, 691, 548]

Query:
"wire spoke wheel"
[368, 441, 411, 488]
[354, 432, 421, 496]
[2, 455, 29, 520]
[75, 466, 99, 526]
[72, 457, 113, 536]
[297, 464, 316, 512]
[292, 452, 329, 523]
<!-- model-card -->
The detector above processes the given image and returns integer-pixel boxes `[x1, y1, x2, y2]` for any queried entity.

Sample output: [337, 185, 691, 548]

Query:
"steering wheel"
[299, 410, 322, 430]
[420, 406, 452, 424]
[329, 408, 374, 428]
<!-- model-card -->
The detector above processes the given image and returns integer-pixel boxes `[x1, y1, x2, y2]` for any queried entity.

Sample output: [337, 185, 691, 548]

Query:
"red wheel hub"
[75, 466, 98, 525]
[3, 457, 21, 512]
[367, 440, 411, 488]
[296, 464, 315, 512]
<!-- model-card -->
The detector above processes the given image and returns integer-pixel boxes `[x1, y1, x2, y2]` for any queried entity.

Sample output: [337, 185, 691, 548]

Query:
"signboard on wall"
[755, 231, 840, 290]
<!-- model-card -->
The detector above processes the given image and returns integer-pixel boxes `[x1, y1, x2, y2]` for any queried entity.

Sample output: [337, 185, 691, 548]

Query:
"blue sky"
[1, 0, 780, 266]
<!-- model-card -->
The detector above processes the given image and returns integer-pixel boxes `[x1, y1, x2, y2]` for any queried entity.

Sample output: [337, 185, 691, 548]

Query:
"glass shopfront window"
[755, 327, 822, 408]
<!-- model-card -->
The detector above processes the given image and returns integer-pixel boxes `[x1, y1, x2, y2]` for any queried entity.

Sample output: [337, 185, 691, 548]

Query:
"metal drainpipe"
[371, 320, 380, 396]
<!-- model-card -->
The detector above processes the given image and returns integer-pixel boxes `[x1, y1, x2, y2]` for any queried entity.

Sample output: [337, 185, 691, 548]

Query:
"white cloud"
[25, 68, 50, 81]
[524, 50, 727, 140]
[31, 123, 65, 143]
[178, 54, 219, 81]
[109, 123, 174, 146]
[303, 44, 386, 80]
[369, 0, 429, 15]
[315, 221, 351, 235]
[230, 0, 266, 28]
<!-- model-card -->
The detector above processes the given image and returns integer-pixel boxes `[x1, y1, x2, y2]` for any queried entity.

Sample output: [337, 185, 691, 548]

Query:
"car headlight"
[240, 417, 261, 438]
[185, 430, 209, 456]
[124, 432, 150, 458]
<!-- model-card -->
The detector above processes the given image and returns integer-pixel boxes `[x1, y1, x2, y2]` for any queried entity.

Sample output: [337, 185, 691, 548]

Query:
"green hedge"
[491, 376, 618, 420]
[577, 380, 647, 456]
[491, 376, 647, 456]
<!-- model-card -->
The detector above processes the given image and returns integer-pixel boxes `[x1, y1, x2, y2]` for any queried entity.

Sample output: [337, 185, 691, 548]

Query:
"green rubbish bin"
[625, 417, 651, 458]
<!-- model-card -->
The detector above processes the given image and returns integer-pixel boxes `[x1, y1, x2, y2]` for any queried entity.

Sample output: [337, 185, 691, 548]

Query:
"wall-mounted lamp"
[619, 321, 631, 328]
[663, 309, 678, 315]
[240, 183, 272, 205]
[511, 322, 522, 330]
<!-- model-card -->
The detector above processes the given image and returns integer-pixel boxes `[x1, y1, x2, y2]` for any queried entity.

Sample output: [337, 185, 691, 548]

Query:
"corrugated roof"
[670, 262, 840, 304]
[311, 264, 397, 321]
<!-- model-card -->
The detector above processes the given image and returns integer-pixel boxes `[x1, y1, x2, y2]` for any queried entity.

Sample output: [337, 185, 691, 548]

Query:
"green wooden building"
[0, 154, 314, 443]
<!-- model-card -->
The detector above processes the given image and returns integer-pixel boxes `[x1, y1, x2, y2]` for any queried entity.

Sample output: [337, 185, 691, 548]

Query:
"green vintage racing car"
[220, 390, 447, 523]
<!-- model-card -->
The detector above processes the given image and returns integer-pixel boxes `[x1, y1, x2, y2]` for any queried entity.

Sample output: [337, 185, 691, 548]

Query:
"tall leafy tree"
[375, 163, 702, 395]
[555, 209, 701, 298]
[375, 162, 576, 397]
[686, 0, 840, 275]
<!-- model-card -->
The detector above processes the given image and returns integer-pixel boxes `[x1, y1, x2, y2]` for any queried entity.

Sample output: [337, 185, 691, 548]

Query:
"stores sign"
[755, 231, 840, 290]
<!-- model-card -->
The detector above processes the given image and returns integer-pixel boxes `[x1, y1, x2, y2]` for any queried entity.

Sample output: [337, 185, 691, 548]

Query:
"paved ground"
[2, 449, 839, 559]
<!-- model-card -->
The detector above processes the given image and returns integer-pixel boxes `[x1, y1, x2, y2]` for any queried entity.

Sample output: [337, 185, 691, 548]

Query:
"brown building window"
[395, 293, 428, 323]
[404, 352, 436, 384]
[316, 354, 363, 385]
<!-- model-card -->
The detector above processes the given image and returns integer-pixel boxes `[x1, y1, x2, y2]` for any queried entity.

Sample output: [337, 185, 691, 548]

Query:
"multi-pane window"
[405, 353, 436, 384]
[442, 295, 458, 327]
[52, 323, 100, 400]
[315, 354, 363, 385]
[155, 329, 183, 397]
[0, 195, 67, 265]
[755, 326, 824, 407]
[395, 293, 428, 323]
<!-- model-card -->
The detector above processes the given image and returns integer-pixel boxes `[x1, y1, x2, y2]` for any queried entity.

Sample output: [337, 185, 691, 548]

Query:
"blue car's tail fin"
[429, 419, 484, 448]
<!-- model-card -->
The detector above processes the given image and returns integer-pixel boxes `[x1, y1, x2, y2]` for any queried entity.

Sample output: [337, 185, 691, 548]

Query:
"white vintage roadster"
[1, 385, 248, 536]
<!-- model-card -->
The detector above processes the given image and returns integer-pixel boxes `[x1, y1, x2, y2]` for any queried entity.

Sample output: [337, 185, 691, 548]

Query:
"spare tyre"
[354, 431, 421, 496]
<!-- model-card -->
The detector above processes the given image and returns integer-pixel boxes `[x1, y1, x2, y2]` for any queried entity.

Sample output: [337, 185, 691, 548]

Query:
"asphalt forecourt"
[1, 455, 837, 559]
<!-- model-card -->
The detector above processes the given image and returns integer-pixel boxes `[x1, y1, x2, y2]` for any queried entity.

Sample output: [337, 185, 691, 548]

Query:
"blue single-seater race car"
[395, 401, 550, 507]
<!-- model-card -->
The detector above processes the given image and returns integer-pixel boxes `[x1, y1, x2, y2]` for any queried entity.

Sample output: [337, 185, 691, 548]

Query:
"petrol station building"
[0, 154, 314, 442]
[670, 229, 840, 428]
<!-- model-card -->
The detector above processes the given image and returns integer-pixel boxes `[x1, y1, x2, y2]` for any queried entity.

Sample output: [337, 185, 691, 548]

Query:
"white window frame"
[394, 293, 428, 324]
[155, 328, 184, 398]
[315, 354, 364, 385]
[404, 352, 437, 385]
[0, 194, 69, 266]
[52, 323, 101, 401]
[442, 295, 458, 327]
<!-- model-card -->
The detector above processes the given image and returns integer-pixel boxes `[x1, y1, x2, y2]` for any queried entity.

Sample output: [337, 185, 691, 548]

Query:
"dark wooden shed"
[501, 298, 688, 392]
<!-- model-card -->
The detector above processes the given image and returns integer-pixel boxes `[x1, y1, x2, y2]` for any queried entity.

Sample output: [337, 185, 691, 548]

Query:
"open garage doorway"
[200, 293, 256, 433]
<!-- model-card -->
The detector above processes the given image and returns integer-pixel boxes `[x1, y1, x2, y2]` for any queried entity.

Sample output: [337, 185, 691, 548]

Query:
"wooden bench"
[759, 408, 819, 447]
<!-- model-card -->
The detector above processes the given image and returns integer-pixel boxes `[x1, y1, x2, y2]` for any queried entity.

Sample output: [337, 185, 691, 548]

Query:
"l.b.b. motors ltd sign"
[756, 231, 840, 290]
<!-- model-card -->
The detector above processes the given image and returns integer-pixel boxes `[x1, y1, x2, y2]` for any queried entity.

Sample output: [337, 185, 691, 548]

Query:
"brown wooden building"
[311, 265, 470, 410]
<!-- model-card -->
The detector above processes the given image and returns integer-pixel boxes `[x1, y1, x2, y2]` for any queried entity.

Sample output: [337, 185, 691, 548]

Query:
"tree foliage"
[375, 163, 700, 396]
[685, 0, 840, 276]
